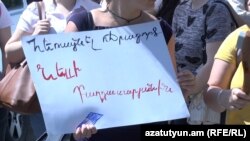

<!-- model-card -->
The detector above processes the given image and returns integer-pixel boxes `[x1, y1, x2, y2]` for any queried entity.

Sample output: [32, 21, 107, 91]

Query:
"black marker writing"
[103, 27, 161, 45]
[26, 36, 99, 53]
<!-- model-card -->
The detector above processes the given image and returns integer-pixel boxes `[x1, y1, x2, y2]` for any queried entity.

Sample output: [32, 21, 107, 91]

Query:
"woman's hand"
[32, 19, 51, 35]
[220, 88, 250, 110]
[73, 123, 97, 140]
[177, 70, 196, 100]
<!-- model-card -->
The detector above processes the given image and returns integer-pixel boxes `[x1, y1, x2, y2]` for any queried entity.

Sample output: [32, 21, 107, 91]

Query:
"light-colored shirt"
[0, 1, 11, 75]
[0, 1, 12, 28]
[227, 0, 250, 25]
[16, 0, 100, 34]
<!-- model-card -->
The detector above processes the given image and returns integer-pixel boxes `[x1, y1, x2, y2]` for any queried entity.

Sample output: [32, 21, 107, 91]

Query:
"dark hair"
[92, 0, 101, 4]
[156, 0, 180, 25]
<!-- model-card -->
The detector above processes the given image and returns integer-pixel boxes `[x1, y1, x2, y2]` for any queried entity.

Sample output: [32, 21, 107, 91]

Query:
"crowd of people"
[0, 0, 250, 141]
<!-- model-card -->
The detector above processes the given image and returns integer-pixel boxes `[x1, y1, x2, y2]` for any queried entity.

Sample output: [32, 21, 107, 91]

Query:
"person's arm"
[177, 41, 222, 99]
[192, 41, 223, 94]
[0, 2, 12, 77]
[5, 1, 50, 64]
[5, 29, 30, 64]
[205, 59, 250, 112]
[5, 18, 50, 64]
[0, 26, 11, 77]
[65, 7, 89, 32]
[204, 58, 235, 112]
[167, 35, 177, 73]
[64, 21, 79, 32]
[180, 2, 236, 96]
[205, 30, 250, 112]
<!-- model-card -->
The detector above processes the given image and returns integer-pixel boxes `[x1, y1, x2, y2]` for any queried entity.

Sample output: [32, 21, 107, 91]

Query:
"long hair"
[156, 0, 180, 25]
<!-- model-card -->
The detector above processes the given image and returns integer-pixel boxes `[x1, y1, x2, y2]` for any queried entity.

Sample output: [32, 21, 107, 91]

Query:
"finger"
[85, 124, 92, 138]
[178, 78, 195, 87]
[38, 19, 50, 24]
[89, 124, 97, 134]
[181, 87, 192, 93]
[74, 127, 81, 140]
[228, 105, 238, 110]
[177, 74, 195, 83]
[34, 25, 50, 33]
[80, 124, 88, 137]
[179, 81, 195, 87]
[178, 78, 195, 84]
[37, 27, 50, 34]
[37, 27, 49, 32]
[232, 104, 243, 110]
[37, 30, 49, 35]
[177, 72, 193, 78]
[237, 93, 250, 101]
[40, 27, 50, 33]
[38, 25, 51, 31]
[233, 99, 248, 109]
[38, 22, 50, 26]
[36, 21, 50, 27]
[179, 82, 196, 92]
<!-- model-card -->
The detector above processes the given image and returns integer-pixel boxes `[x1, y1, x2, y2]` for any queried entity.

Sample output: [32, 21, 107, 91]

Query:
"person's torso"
[228, 25, 250, 124]
[215, 24, 250, 124]
[173, 0, 235, 73]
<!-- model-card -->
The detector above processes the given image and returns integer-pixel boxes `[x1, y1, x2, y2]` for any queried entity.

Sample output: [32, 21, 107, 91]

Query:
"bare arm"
[205, 31, 250, 112]
[64, 21, 79, 32]
[205, 58, 250, 112]
[5, 19, 50, 64]
[5, 29, 30, 64]
[168, 35, 177, 73]
[178, 41, 223, 98]
[204, 59, 235, 112]
[193, 41, 223, 94]
[0, 26, 11, 77]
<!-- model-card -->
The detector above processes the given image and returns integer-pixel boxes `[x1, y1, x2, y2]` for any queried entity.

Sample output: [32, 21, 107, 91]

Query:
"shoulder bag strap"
[213, 0, 245, 28]
[36, 1, 45, 20]
[87, 12, 95, 30]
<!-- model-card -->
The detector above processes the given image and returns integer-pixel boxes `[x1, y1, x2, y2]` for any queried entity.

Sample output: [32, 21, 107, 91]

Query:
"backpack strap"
[213, 0, 239, 27]
[202, 0, 242, 64]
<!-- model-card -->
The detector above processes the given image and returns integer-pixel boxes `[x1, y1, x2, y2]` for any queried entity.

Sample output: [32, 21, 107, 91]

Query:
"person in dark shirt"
[156, 0, 180, 25]
[64, 0, 179, 140]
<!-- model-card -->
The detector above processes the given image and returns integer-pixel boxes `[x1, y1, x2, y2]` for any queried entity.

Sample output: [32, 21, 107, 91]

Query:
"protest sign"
[22, 20, 189, 134]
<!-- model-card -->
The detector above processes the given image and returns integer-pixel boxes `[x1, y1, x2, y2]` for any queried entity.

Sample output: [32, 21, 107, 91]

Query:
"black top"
[67, 8, 173, 44]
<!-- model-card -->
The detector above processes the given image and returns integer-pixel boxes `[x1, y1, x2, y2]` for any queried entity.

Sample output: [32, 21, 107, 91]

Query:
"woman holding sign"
[65, 0, 176, 68]
[65, 0, 179, 140]
[4, 0, 100, 140]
